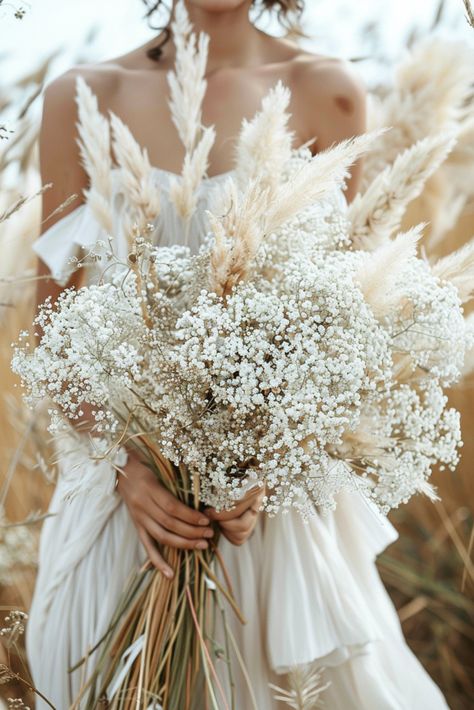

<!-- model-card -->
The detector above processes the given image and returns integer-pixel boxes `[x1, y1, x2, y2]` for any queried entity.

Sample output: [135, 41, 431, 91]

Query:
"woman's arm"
[36, 70, 215, 578]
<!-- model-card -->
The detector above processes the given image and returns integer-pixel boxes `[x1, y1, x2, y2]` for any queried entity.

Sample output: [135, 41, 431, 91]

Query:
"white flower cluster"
[12, 147, 471, 517]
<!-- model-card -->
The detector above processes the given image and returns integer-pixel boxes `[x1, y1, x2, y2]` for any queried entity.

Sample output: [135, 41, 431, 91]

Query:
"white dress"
[26, 166, 450, 709]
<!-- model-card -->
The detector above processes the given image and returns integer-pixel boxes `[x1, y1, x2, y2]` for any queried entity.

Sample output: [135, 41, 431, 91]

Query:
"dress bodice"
[32, 166, 348, 287]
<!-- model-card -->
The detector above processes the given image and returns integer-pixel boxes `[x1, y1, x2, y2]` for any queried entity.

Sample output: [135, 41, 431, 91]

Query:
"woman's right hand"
[117, 450, 214, 579]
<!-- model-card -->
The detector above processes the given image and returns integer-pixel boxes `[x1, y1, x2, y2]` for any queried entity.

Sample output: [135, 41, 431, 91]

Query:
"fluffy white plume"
[169, 125, 215, 226]
[166, 0, 216, 225]
[432, 239, 474, 304]
[349, 132, 456, 250]
[265, 130, 383, 235]
[355, 225, 423, 318]
[461, 312, 474, 378]
[167, 0, 210, 152]
[234, 81, 294, 195]
[109, 111, 161, 232]
[75, 76, 113, 232]
[363, 38, 473, 187]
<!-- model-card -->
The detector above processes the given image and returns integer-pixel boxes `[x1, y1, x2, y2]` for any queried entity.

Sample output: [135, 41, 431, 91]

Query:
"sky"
[1, 0, 472, 88]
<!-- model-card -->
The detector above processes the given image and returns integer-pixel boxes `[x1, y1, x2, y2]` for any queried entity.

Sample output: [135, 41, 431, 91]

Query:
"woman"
[27, 1, 450, 708]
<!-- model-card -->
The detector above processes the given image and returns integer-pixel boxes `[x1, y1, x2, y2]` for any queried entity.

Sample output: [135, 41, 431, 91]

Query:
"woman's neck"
[171, 1, 264, 73]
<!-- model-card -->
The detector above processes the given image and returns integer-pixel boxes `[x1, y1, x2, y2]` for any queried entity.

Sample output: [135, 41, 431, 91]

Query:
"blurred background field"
[0, 0, 473, 707]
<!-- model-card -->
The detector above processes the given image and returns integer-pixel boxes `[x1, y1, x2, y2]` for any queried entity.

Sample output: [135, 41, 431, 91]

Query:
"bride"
[26, 0, 450, 708]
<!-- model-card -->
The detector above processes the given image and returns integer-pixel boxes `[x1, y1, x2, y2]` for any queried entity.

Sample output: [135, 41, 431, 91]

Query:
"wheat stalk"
[75, 76, 114, 232]
[349, 132, 456, 250]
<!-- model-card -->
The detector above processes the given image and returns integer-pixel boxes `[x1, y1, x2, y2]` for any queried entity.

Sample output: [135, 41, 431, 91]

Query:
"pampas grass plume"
[75, 76, 113, 233]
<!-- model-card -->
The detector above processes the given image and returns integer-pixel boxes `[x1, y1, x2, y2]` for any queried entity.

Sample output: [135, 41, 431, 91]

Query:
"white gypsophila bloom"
[386, 257, 469, 386]
[357, 380, 461, 513]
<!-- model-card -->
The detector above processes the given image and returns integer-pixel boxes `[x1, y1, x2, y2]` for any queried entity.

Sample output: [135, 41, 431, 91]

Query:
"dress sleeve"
[32, 203, 106, 286]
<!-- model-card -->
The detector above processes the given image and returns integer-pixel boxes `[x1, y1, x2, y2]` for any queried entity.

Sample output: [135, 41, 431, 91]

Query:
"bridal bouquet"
[11, 2, 474, 707]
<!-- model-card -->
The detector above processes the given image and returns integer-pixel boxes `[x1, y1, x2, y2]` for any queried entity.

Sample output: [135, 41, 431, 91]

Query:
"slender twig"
[463, 0, 474, 27]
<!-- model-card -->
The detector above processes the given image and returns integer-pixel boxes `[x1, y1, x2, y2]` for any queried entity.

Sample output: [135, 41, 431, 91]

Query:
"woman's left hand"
[205, 486, 265, 546]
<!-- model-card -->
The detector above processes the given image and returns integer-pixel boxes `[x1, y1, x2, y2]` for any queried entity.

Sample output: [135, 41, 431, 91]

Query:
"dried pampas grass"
[167, 0, 216, 226]
[363, 38, 473, 187]
[269, 663, 331, 709]
[234, 80, 294, 196]
[349, 132, 456, 250]
[354, 224, 423, 318]
[75, 76, 114, 233]
[432, 239, 474, 304]
[109, 111, 161, 233]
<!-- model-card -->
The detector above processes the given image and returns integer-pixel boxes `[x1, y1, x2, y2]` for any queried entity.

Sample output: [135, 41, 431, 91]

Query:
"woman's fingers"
[142, 513, 210, 551]
[151, 485, 210, 527]
[141, 495, 213, 540]
[205, 486, 264, 522]
[137, 527, 174, 578]
[156, 508, 215, 540]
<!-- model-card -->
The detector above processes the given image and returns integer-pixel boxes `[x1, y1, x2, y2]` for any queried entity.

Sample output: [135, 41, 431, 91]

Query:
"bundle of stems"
[72, 436, 244, 710]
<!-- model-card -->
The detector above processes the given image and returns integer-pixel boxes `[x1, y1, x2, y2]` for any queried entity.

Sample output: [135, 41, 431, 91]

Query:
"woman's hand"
[117, 451, 214, 578]
[205, 486, 265, 546]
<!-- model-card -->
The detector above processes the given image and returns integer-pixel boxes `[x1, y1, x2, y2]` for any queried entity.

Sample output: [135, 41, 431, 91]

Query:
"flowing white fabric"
[27, 167, 450, 709]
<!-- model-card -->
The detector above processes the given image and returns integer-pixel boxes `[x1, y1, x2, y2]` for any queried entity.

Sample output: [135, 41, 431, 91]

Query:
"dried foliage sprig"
[269, 664, 331, 709]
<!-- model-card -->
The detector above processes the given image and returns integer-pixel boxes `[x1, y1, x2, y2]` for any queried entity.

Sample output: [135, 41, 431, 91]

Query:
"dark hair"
[141, 1, 305, 62]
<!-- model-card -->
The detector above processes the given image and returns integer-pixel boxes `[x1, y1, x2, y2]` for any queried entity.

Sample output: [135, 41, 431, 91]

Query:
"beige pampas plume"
[234, 80, 294, 195]
[167, 0, 208, 153]
[363, 38, 473, 188]
[75, 76, 114, 233]
[270, 663, 331, 709]
[265, 129, 383, 235]
[169, 125, 215, 224]
[461, 312, 474, 379]
[355, 224, 423, 318]
[209, 130, 381, 297]
[109, 111, 161, 233]
[349, 132, 456, 251]
[166, 0, 216, 227]
[208, 178, 270, 297]
[432, 239, 474, 304]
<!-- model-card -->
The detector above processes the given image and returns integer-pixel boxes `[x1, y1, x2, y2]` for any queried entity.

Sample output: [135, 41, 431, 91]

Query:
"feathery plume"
[355, 225, 423, 318]
[109, 111, 161, 234]
[167, 0, 209, 153]
[208, 130, 381, 297]
[363, 38, 473, 187]
[167, 0, 216, 225]
[461, 312, 474, 378]
[234, 80, 294, 195]
[169, 125, 215, 225]
[270, 663, 331, 709]
[75, 76, 114, 232]
[432, 239, 474, 303]
[349, 132, 456, 250]
[265, 130, 382, 235]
